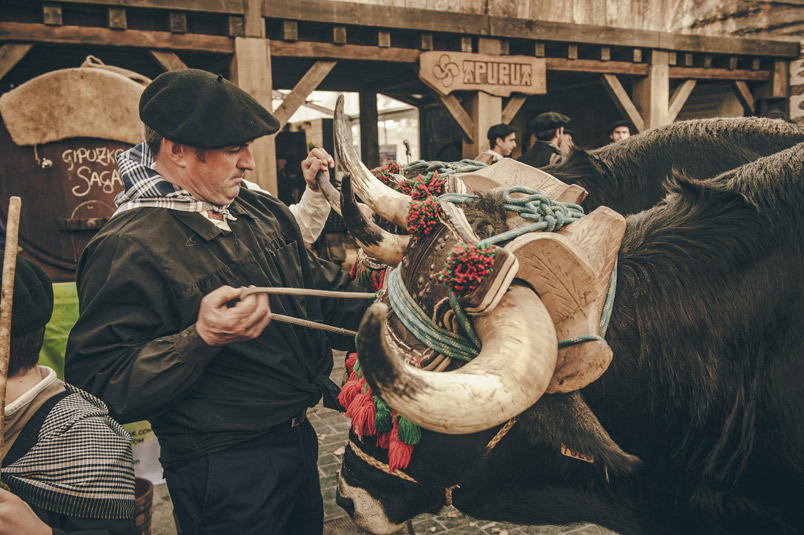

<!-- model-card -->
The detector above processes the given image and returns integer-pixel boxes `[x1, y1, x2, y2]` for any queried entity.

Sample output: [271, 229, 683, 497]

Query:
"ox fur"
[542, 117, 804, 214]
[340, 141, 804, 534]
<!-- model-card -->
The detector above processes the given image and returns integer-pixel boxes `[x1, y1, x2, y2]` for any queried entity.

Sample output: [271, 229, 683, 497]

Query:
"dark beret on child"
[139, 69, 280, 149]
[0, 253, 53, 337]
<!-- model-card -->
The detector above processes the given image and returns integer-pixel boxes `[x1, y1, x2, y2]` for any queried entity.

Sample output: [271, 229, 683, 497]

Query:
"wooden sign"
[419, 51, 546, 97]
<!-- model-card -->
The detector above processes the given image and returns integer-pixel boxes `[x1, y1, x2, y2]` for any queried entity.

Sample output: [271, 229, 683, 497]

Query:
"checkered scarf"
[1, 384, 136, 519]
[115, 142, 236, 220]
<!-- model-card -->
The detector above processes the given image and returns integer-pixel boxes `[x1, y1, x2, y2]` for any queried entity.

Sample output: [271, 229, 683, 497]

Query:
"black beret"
[487, 123, 517, 142]
[0, 254, 53, 338]
[140, 69, 280, 149]
[606, 120, 632, 135]
[530, 111, 570, 133]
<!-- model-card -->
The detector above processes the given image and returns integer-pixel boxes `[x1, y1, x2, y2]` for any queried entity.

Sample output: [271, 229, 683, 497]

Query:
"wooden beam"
[501, 94, 527, 124]
[169, 12, 187, 33]
[359, 90, 380, 169]
[269, 40, 419, 62]
[272, 60, 337, 128]
[567, 44, 578, 60]
[546, 57, 648, 75]
[108, 7, 127, 30]
[460, 36, 473, 53]
[0, 22, 234, 53]
[42, 3, 62, 26]
[668, 79, 696, 122]
[669, 66, 771, 81]
[244, 0, 264, 38]
[264, 0, 798, 58]
[633, 50, 669, 128]
[420, 32, 433, 51]
[332, 25, 347, 45]
[148, 50, 188, 71]
[228, 16, 245, 37]
[43, 0, 245, 15]
[462, 91, 500, 158]
[427, 89, 475, 143]
[533, 41, 545, 57]
[599, 73, 645, 132]
[770, 59, 789, 98]
[231, 37, 276, 193]
[283, 21, 298, 41]
[731, 81, 754, 115]
[0, 43, 33, 81]
[600, 46, 611, 61]
[378, 30, 390, 48]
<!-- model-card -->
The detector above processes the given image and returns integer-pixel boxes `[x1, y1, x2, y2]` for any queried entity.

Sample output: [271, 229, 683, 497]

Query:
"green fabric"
[39, 282, 78, 379]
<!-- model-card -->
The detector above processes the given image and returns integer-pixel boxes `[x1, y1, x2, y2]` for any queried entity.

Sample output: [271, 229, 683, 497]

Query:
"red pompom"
[439, 241, 496, 295]
[388, 424, 413, 472]
[406, 196, 443, 240]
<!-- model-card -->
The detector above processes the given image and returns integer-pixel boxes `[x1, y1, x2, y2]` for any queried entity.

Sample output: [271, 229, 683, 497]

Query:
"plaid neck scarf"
[114, 142, 236, 220]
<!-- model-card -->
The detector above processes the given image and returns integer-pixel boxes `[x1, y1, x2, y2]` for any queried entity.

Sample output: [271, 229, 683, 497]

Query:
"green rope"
[387, 268, 481, 361]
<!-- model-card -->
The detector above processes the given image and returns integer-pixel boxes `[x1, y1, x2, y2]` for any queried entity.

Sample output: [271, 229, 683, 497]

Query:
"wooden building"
[0, 0, 797, 194]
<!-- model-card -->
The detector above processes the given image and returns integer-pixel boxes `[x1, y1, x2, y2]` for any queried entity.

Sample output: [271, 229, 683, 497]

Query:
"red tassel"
[352, 399, 377, 437]
[337, 372, 360, 409]
[388, 424, 413, 472]
[376, 432, 390, 449]
[345, 353, 358, 375]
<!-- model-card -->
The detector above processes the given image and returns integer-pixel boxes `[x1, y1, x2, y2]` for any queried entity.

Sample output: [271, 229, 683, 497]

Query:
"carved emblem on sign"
[420, 51, 546, 97]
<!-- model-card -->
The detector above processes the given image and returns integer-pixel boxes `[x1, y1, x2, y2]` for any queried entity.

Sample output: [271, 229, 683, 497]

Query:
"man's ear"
[161, 138, 189, 168]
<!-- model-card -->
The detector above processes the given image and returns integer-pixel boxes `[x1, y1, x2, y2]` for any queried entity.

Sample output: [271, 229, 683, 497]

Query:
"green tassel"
[397, 416, 422, 445]
[353, 359, 361, 373]
[374, 396, 393, 432]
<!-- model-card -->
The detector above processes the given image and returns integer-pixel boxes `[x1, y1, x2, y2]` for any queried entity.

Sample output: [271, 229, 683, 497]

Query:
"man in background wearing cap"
[1, 254, 136, 535]
[475, 123, 517, 165]
[518, 111, 571, 168]
[607, 120, 632, 143]
[65, 69, 369, 535]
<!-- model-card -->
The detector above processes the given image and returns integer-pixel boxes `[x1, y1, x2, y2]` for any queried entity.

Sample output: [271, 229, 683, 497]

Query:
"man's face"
[184, 143, 255, 205]
[610, 126, 631, 142]
[496, 133, 517, 156]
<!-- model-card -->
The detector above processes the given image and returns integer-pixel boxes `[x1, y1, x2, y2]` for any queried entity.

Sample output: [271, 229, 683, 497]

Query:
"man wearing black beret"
[475, 123, 517, 165]
[518, 111, 571, 168]
[607, 120, 632, 143]
[65, 69, 370, 535]
[0, 254, 136, 535]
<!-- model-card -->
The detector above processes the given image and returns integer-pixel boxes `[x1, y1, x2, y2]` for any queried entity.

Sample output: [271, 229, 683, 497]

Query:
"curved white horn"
[315, 169, 342, 215]
[341, 171, 409, 266]
[334, 95, 411, 228]
[357, 284, 558, 434]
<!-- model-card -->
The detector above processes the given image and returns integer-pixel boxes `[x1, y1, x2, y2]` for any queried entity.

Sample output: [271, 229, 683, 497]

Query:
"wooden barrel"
[134, 477, 154, 535]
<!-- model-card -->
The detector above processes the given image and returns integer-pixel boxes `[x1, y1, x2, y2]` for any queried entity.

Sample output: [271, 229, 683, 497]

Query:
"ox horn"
[315, 169, 342, 216]
[333, 95, 410, 228]
[341, 170, 410, 266]
[357, 284, 558, 434]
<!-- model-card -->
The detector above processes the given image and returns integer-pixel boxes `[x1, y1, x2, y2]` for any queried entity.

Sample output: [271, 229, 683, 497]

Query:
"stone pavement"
[148, 352, 617, 535]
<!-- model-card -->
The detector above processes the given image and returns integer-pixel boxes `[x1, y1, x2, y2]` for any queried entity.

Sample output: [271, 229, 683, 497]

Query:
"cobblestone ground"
[149, 352, 617, 535]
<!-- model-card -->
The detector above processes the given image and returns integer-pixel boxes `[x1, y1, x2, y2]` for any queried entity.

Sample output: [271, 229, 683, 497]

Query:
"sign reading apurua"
[419, 51, 546, 97]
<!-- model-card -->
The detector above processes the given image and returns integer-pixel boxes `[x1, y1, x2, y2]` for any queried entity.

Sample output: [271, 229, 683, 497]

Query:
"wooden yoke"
[454, 160, 626, 393]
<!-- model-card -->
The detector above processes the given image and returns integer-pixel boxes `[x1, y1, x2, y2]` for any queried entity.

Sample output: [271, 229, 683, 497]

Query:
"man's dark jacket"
[518, 140, 560, 168]
[65, 188, 368, 467]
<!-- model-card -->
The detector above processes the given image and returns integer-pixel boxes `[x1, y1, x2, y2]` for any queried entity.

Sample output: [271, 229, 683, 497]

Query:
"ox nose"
[336, 492, 356, 518]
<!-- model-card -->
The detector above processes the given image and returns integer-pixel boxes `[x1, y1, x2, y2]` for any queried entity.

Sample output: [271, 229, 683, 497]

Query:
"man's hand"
[0, 488, 50, 535]
[300, 147, 335, 193]
[195, 286, 272, 346]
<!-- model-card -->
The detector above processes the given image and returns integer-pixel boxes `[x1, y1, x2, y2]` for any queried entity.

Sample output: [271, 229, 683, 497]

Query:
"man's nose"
[240, 146, 256, 170]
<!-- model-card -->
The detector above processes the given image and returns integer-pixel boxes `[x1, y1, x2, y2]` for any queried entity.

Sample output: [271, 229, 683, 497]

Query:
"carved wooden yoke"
[453, 159, 626, 393]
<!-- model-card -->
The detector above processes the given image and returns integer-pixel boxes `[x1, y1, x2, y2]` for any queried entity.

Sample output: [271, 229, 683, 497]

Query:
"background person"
[607, 120, 632, 143]
[65, 69, 370, 535]
[518, 111, 571, 168]
[475, 123, 517, 165]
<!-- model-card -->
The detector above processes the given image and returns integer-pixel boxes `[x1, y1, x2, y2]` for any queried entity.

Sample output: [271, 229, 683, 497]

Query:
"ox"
[542, 117, 804, 215]
[332, 110, 804, 534]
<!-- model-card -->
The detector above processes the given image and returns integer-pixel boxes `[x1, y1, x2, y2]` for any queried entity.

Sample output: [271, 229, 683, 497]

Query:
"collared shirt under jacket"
[65, 188, 369, 467]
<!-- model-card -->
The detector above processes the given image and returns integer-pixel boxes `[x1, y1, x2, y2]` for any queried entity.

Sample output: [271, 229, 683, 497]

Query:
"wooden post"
[231, 37, 277, 194]
[462, 38, 503, 159]
[668, 79, 696, 122]
[0, 196, 21, 463]
[633, 50, 670, 129]
[359, 90, 380, 169]
[0, 43, 32, 82]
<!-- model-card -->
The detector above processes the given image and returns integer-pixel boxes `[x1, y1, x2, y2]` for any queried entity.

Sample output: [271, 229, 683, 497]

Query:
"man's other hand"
[0, 488, 50, 535]
[300, 147, 335, 193]
[196, 286, 272, 346]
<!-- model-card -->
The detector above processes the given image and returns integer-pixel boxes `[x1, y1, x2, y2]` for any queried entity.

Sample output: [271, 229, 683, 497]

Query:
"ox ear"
[521, 392, 640, 477]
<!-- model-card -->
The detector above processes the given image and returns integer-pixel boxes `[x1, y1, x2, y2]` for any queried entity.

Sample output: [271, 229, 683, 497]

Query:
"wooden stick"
[0, 196, 22, 466]
[270, 313, 357, 338]
[240, 287, 377, 300]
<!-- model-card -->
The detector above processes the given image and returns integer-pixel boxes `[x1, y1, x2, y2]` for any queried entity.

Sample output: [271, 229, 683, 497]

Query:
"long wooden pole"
[0, 196, 22, 466]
